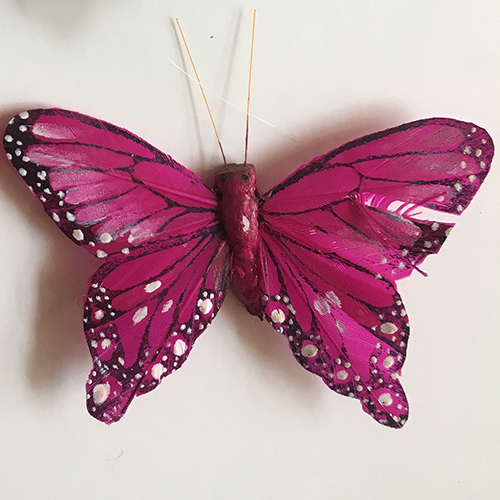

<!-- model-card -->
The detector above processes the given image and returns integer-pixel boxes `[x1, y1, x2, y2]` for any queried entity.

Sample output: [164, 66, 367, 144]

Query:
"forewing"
[262, 118, 492, 214]
[260, 118, 493, 287]
[3, 108, 218, 259]
[85, 231, 230, 423]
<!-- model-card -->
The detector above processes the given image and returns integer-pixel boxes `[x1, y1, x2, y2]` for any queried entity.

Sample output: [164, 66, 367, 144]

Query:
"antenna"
[244, 10, 257, 166]
[175, 18, 227, 166]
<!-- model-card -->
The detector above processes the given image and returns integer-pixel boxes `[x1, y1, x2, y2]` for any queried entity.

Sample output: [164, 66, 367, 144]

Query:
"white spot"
[145, 280, 162, 293]
[445, 227, 452, 237]
[468, 175, 476, 182]
[96, 250, 108, 258]
[19, 111, 29, 119]
[380, 322, 398, 335]
[325, 291, 341, 307]
[480, 161, 486, 169]
[475, 149, 482, 157]
[173, 339, 187, 356]
[454, 183, 462, 192]
[336, 370, 348, 380]
[431, 222, 439, 231]
[121, 248, 130, 255]
[470, 127, 476, 133]
[162, 300, 173, 313]
[18, 167, 27, 176]
[93, 383, 110, 405]
[271, 309, 286, 323]
[132, 306, 148, 325]
[242, 215, 250, 232]
[380, 256, 387, 264]
[151, 363, 166, 380]
[457, 205, 463, 212]
[199, 298, 213, 315]
[100, 233, 113, 243]
[15, 148, 21, 156]
[101, 338, 111, 350]
[37, 170, 47, 180]
[73, 229, 84, 241]
[356, 385, 363, 391]
[383, 356, 395, 369]
[4, 134, 13, 142]
[460, 160, 467, 169]
[423, 241, 432, 248]
[94, 309, 105, 320]
[314, 297, 330, 316]
[436, 195, 445, 202]
[66, 212, 76, 221]
[378, 393, 393, 406]
[6, 153, 12, 160]
[301, 344, 318, 357]
[118, 357, 124, 366]
[463, 145, 472, 154]
[262, 295, 269, 301]
[19, 125, 27, 132]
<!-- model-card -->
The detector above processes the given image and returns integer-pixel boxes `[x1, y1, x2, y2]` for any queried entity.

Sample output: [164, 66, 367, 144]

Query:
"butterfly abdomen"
[214, 164, 262, 317]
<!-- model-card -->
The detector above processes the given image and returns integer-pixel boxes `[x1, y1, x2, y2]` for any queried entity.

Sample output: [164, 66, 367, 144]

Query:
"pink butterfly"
[3, 108, 493, 428]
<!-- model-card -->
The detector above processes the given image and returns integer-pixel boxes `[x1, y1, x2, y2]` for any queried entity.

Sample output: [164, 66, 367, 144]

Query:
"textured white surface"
[0, 1, 499, 499]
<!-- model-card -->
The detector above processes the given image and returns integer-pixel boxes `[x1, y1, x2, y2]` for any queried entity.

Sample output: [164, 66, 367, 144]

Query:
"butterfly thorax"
[214, 164, 262, 318]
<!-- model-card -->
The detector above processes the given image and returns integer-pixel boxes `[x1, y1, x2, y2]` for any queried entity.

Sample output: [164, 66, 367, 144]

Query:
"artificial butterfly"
[2, 109, 493, 427]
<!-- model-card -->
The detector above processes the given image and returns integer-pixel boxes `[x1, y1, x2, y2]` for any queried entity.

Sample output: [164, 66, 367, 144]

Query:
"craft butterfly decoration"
[2, 108, 493, 428]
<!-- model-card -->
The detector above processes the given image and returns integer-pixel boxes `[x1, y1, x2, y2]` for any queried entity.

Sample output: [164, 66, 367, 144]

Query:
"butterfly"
[2, 108, 493, 428]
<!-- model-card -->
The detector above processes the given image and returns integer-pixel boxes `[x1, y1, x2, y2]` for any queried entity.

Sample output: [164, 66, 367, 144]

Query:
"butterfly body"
[3, 108, 493, 427]
[215, 164, 262, 317]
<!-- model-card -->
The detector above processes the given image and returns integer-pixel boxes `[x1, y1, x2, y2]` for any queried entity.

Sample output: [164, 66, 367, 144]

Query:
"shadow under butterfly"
[2, 107, 493, 428]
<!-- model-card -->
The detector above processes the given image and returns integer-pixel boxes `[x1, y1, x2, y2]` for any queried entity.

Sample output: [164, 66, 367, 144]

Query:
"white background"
[0, 1, 499, 499]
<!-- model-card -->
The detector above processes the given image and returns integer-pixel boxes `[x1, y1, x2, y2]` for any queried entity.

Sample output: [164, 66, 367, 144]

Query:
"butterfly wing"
[3, 108, 230, 423]
[85, 233, 230, 423]
[3, 108, 218, 257]
[258, 118, 493, 428]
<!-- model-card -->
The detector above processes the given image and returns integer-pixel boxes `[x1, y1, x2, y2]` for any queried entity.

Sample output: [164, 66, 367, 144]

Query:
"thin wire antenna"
[244, 10, 257, 166]
[166, 57, 276, 128]
[175, 18, 227, 166]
